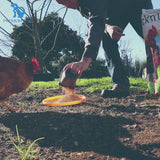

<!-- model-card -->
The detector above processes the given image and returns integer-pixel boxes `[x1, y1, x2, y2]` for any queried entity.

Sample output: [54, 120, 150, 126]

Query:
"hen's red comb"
[31, 58, 40, 73]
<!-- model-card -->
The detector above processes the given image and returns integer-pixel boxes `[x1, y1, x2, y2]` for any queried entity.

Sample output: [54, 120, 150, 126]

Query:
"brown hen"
[0, 56, 40, 111]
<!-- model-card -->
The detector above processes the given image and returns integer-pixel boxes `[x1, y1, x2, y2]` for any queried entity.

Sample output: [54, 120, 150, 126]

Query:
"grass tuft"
[8, 125, 44, 160]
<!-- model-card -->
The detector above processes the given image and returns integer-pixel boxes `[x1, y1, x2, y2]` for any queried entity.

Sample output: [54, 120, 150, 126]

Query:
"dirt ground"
[1, 87, 160, 160]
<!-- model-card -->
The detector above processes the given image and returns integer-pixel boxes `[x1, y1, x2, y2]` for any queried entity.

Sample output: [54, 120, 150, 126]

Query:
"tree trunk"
[32, 12, 45, 73]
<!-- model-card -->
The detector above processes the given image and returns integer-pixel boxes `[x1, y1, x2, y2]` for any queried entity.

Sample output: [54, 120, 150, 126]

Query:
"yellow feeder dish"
[43, 95, 86, 107]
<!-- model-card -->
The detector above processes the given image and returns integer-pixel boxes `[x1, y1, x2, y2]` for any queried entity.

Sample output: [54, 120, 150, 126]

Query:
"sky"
[0, 0, 160, 62]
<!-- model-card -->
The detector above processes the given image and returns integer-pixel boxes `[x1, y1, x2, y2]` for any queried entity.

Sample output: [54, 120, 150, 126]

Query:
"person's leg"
[129, 1, 154, 94]
[101, 32, 130, 98]
[102, 33, 129, 86]
[129, 1, 153, 38]
[101, 1, 153, 98]
[129, 1, 153, 75]
[101, 14, 130, 98]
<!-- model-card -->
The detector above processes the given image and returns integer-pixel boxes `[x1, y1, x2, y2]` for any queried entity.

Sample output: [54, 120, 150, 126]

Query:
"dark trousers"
[102, 1, 153, 86]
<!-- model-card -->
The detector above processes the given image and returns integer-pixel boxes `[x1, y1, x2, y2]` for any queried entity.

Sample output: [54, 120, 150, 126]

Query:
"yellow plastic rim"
[43, 95, 86, 107]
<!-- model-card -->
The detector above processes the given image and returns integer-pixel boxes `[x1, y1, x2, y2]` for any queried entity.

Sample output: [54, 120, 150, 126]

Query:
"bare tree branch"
[40, 0, 47, 20]
[44, 0, 52, 18]
[43, 8, 68, 60]
[26, 0, 34, 18]
[40, 22, 60, 46]
[0, 30, 9, 38]
[0, 10, 16, 28]
[0, 36, 13, 57]
[55, 6, 66, 13]
[26, 1, 32, 17]
[0, 38, 12, 48]
[0, 26, 10, 36]
[0, 48, 10, 56]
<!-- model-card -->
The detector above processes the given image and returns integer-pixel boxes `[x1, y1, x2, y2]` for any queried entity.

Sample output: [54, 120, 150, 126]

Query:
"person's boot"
[101, 84, 130, 98]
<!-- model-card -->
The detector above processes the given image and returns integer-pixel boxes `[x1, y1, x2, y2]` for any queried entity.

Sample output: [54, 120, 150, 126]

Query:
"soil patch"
[0, 88, 160, 160]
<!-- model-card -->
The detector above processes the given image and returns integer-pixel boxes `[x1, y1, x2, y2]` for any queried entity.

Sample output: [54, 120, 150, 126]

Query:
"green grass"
[30, 77, 148, 94]
[76, 77, 113, 93]
[8, 125, 44, 160]
[31, 79, 60, 89]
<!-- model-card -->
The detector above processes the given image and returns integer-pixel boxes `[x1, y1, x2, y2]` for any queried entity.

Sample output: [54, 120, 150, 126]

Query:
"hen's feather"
[0, 56, 40, 107]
